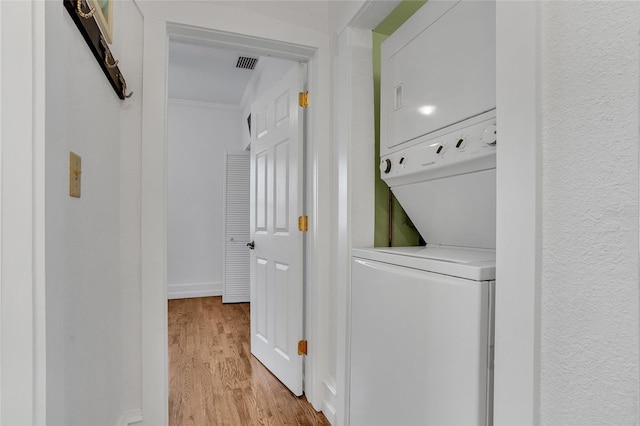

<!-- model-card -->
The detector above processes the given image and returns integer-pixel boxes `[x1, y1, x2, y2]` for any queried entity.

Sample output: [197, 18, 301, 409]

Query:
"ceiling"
[168, 39, 259, 105]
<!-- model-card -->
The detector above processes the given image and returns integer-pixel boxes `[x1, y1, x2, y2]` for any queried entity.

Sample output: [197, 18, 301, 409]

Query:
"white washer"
[350, 246, 495, 426]
[352, 116, 498, 425]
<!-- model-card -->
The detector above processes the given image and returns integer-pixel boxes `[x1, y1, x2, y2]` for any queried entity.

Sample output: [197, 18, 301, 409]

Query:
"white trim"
[334, 14, 384, 426]
[32, 1, 47, 423]
[0, 1, 47, 424]
[321, 379, 337, 425]
[341, 1, 400, 34]
[116, 408, 143, 426]
[167, 282, 222, 300]
[494, 2, 541, 424]
[0, 1, 3, 415]
[1, 2, 4, 418]
[140, 17, 170, 426]
[167, 98, 241, 111]
[302, 53, 322, 412]
[166, 24, 317, 63]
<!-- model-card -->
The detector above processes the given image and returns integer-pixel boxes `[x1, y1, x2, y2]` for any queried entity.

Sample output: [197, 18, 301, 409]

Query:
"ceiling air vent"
[236, 56, 258, 70]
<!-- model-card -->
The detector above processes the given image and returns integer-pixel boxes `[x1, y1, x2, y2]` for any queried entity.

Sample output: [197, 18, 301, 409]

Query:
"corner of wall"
[167, 282, 222, 299]
[116, 408, 143, 426]
[321, 379, 338, 425]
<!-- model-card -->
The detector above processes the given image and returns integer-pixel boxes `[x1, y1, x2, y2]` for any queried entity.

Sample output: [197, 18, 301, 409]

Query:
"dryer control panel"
[380, 114, 496, 188]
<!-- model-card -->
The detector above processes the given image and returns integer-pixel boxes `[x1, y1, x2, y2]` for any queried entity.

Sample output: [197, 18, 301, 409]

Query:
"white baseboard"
[322, 379, 337, 425]
[116, 408, 143, 426]
[167, 281, 222, 299]
[222, 294, 250, 304]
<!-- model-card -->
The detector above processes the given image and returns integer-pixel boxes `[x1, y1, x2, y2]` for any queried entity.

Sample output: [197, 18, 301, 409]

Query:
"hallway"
[169, 297, 330, 425]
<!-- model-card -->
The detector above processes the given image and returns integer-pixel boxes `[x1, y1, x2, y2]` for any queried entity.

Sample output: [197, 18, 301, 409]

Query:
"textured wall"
[540, 1, 639, 423]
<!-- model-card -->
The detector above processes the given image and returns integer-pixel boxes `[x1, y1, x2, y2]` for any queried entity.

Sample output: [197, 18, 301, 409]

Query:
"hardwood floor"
[169, 296, 330, 426]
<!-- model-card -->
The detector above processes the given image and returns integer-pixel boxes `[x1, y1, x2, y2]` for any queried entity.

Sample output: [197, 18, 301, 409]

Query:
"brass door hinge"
[299, 91, 309, 108]
[298, 215, 308, 232]
[298, 339, 308, 356]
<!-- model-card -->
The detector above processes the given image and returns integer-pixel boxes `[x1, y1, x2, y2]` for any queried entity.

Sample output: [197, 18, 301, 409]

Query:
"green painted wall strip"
[374, 0, 428, 35]
[372, 0, 427, 247]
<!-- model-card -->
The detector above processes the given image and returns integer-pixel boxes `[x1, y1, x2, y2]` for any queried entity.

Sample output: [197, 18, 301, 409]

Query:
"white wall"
[44, 0, 143, 424]
[539, 2, 639, 423]
[198, 1, 330, 34]
[328, 1, 398, 35]
[0, 1, 46, 424]
[167, 101, 242, 299]
[328, 1, 366, 35]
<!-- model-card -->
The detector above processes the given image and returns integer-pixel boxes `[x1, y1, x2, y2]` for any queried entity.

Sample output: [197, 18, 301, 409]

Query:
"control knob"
[482, 124, 497, 145]
[380, 158, 392, 174]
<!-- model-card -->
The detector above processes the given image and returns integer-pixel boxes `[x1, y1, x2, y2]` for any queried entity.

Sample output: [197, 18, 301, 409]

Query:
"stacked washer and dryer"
[350, 1, 497, 425]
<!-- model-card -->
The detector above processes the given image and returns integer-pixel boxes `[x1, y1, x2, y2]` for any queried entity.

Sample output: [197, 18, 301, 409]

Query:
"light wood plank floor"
[169, 296, 330, 426]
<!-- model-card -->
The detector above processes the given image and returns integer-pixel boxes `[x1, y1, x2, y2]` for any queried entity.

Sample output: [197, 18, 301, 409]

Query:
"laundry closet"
[350, 1, 497, 424]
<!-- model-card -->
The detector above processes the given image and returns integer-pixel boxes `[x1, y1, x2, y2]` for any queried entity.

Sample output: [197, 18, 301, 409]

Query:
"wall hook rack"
[63, 0, 132, 100]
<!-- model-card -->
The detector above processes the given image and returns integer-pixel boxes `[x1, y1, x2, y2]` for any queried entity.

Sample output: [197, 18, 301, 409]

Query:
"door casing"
[140, 13, 331, 426]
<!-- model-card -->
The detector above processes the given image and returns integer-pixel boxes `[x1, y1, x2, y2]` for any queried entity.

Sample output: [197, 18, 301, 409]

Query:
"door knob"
[247, 241, 255, 250]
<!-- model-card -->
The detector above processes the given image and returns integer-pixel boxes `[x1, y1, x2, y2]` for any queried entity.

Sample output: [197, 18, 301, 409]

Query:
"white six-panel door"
[249, 65, 304, 396]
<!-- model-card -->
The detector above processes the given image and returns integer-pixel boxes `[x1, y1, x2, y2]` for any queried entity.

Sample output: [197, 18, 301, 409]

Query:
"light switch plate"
[69, 151, 81, 198]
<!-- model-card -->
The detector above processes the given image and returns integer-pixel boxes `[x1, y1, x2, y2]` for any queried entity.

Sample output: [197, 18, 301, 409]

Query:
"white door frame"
[0, 1, 46, 424]
[139, 9, 332, 425]
[493, 3, 541, 424]
[332, 6, 397, 425]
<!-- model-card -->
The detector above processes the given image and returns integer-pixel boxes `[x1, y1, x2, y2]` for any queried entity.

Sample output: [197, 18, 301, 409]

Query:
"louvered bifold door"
[223, 152, 251, 303]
